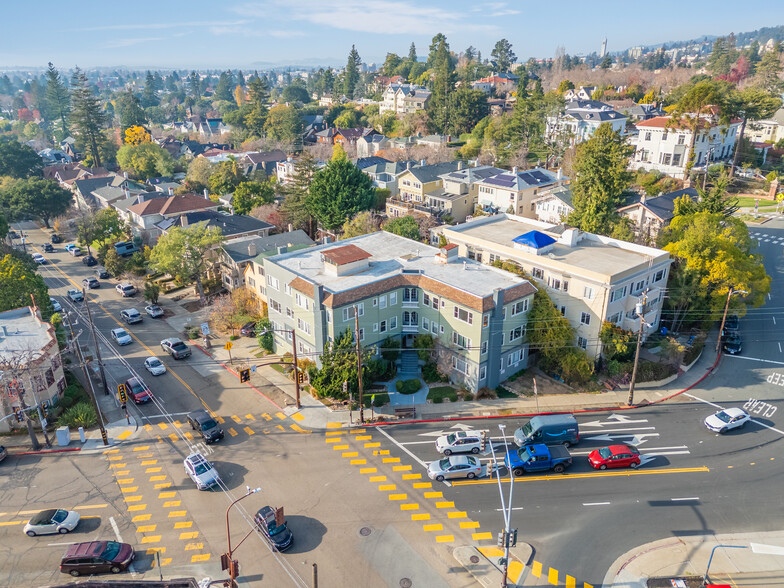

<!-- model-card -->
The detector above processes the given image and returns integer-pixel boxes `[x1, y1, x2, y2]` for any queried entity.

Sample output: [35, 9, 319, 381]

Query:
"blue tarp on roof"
[512, 231, 555, 249]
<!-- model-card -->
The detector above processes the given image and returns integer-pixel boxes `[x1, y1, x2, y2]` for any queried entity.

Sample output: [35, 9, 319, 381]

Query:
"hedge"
[395, 379, 422, 395]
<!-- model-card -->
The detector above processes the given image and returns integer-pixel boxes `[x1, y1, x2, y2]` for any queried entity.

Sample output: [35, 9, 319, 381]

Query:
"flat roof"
[269, 231, 529, 299]
[444, 215, 668, 279]
[0, 307, 55, 359]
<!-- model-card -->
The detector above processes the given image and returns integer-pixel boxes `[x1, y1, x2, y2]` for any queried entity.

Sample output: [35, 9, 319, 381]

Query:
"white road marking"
[779, 342, 782, 353]
[583, 502, 611, 506]
[724, 355, 784, 366]
[47, 541, 79, 547]
[773, 316, 777, 325]
[671, 497, 699, 501]
[141, 411, 192, 420]
[109, 516, 137, 575]
[495, 507, 524, 511]
[375, 426, 430, 471]
[582, 427, 657, 434]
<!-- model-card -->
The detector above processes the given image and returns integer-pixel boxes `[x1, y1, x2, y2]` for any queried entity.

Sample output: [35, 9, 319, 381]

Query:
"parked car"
[43, 243, 54, 253]
[81, 254, 97, 266]
[435, 431, 483, 455]
[64, 243, 77, 253]
[9, 230, 18, 239]
[50, 298, 62, 312]
[240, 321, 257, 337]
[95, 267, 111, 279]
[183, 452, 220, 490]
[50, 234, 62, 244]
[113, 240, 140, 257]
[111, 328, 132, 346]
[588, 444, 641, 470]
[704, 407, 750, 434]
[0, 445, 6, 463]
[69, 246, 82, 257]
[145, 304, 164, 318]
[186, 409, 224, 443]
[32, 252, 46, 264]
[254, 506, 293, 551]
[116, 283, 136, 297]
[161, 338, 191, 359]
[723, 314, 740, 334]
[24, 509, 80, 536]
[124, 377, 152, 404]
[120, 308, 143, 324]
[82, 277, 100, 289]
[723, 333, 742, 355]
[427, 455, 482, 481]
[67, 289, 83, 303]
[144, 357, 166, 376]
[59, 540, 134, 577]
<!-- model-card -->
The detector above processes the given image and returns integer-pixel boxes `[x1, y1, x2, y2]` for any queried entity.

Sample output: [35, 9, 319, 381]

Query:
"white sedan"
[24, 509, 80, 536]
[50, 298, 62, 313]
[32, 253, 46, 264]
[704, 407, 751, 434]
[111, 328, 132, 346]
[144, 357, 167, 376]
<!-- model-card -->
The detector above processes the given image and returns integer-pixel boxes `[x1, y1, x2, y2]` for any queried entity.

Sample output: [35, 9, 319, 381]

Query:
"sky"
[1, 0, 781, 70]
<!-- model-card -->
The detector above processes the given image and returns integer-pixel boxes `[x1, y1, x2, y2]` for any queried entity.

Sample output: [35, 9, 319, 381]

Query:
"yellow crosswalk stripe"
[173, 421, 182, 428]
[136, 525, 156, 533]
[121, 487, 139, 493]
[157, 423, 168, 430]
[123, 496, 142, 503]
[141, 460, 157, 465]
[325, 437, 341, 443]
[382, 457, 400, 463]
[565, 576, 576, 588]
[215, 416, 225, 424]
[436, 535, 454, 543]
[423, 523, 443, 532]
[145, 467, 162, 473]
[180, 531, 199, 540]
[154, 482, 171, 489]
[132, 514, 151, 522]
[401, 503, 419, 510]
[146, 547, 166, 554]
[168, 433, 178, 442]
[162, 501, 180, 508]
[275, 412, 286, 420]
[508, 561, 525, 582]
[133, 446, 150, 451]
[436, 501, 454, 508]
[548, 567, 558, 585]
[365, 442, 381, 448]
[152, 557, 172, 567]
[168, 511, 186, 518]
[290, 423, 310, 433]
[107, 456, 123, 461]
[175, 521, 193, 529]
[117, 430, 132, 441]
[158, 491, 176, 499]
[413, 482, 431, 489]
[244, 426, 255, 436]
[191, 554, 211, 562]
[141, 535, 162, 543]
[185, 542, 204, 551]
[104, 449, 120, 454]
[388, 494, 407, 501]
[342, 452, 358, 458]
[472, 532, 493, 540]
[261, 413, 273, 421]
[402, 473, 421, 480]
[333, 444, 349, 450]
[109, 463, 127, 469]
[184, 431, 193, 440]
[447, 511, 467, 519]
[350, 459, 366, 465]
[149, 476, 167, 482]
[374, 449, 390, 455]
[326, 422, 342, 428]
[245, 414, 255, 421]
[360, 467, 377, 474]
[411, 513, 430, 521]
[0, 521, 22, 526]
[393, 465, 412, 471]
[355, 435, 372, 440]
[127, 504, 147, 511]
[113, 470, 130, 476]
[117, 478, 134, 484]
[378, 484, 396, 491]
[231, 415, 242, 423]
[290, 412, 305, 422]
[531, 561, 542, 578]
[460, 521, 480, 529]
[369, 476, 386, 482]
[228, 428, 238, 437]
[424, 491, 442, 498]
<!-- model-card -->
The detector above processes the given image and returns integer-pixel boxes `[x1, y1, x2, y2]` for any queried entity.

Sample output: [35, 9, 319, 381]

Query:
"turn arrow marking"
[638, 455, 658, 467]
[580, 414, 649, 427]
[583, 432, 660, 446]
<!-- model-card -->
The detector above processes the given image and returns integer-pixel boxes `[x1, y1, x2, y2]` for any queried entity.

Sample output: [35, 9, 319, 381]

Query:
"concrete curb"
[453, 543, 534, 587]
[220, 363, 284, 410]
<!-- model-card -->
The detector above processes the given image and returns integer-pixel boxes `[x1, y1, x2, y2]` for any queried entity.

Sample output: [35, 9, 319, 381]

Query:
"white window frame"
[481, 341, 488, 355]
[390, 292, 397, 306]
[511, 299, 528, 316]
[453, 306, 474, 325]
[380, 295, 387, 309]
[580, 312, 591, 325]
[583, 286, 594, 300]
[390, 316, 397, 330]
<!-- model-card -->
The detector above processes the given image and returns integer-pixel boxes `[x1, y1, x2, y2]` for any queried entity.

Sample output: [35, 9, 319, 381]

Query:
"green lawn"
[495, 386, 518, 399]
[270, 363, 285, 374]
[364, 389, 389, 408]
[428, 386, 458, 403]
[735, 196, 774, 208]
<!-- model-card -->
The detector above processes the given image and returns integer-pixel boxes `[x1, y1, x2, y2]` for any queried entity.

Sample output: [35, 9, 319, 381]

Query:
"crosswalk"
[750, 231, 784, 242]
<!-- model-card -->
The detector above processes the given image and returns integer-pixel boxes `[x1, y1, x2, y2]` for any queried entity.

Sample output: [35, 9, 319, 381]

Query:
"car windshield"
[715, 411, 732, 423]
[52, 509, 68, 523]
[445, 433, 457, 445]
[268, 521, 286, 536]
[202, 419, 218, 431]
[193, 462, 212, 475]
[520, 422, 533, 437]
[437, 458, 451, 470]
[148, 359, 162, 367]
[597, 447, 612, 459]
[100, 541, 121, 560]
[116, 330, 128, 337]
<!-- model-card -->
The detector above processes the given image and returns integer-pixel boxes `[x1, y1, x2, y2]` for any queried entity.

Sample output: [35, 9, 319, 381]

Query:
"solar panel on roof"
[518, 172, 536, 184]
[485, 177, 515, 187]
[530, 171, 551, 182]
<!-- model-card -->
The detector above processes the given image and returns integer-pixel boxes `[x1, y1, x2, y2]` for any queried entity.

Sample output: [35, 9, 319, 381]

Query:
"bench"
[394, 407, 416, 420]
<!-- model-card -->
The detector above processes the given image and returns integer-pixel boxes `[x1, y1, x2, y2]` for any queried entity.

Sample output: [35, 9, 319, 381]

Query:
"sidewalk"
[604, 530, 784, 587]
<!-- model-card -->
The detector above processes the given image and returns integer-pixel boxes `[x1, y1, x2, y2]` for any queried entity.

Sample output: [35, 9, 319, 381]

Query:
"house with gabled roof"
[126, 193, 219, 237]
[546, 100, 627, 146]
[532, 186, 574, 224]
[475, 167, 569, 219]
[617, 187, 696, 241]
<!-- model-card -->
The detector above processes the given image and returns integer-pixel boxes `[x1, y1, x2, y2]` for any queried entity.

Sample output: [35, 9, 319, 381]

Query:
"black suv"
[50, 234, 62, 243]
[254, 506, 293, 551]
[186, 409, 224, 443]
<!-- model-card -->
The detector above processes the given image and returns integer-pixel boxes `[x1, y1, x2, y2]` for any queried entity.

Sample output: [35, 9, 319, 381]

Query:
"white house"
[746, 108, 784, 144]
[563, 86, 597, 101]
[380, 83, 431, 115]
[533, 186, 574, 224]
[546, 100, 627, 146]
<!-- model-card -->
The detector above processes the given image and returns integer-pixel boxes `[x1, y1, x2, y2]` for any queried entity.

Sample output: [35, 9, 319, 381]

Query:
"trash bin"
[55, 426, 71, 447]
[78, 426, 86, 443]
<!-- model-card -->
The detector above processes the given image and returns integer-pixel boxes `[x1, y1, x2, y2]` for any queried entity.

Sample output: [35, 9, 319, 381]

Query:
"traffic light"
[239, 368, 250, 383]
[509, 528, 517, 547]
[480, 431, 487, 453]
[13, 406, 23, 422]
[297, 371, 304, 384]
[117, 384, 128, 404]
[220, 553, 230, 571]
[497, 530, 505, 547]
[40, 401, 48, 418]
[229, 560, 240, 577]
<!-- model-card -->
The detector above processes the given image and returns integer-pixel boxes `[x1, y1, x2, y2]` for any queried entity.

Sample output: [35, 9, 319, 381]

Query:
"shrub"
[682, 335, 706, 365]
[229, 334, 239, 341]
[395, 378, 422, 395]
[422, 361, 447, 383]
[428, 386, 458, 403]
[57, 402, 97, 428]
[380, 336, 401, 363]
[473, 386, 497, 400]
[363, 389, 389, 408]
[607, 360, 624, 377]
[186, 327, 201, 340]
[634, 360, 677, 382]
[413, 334, 434, 361]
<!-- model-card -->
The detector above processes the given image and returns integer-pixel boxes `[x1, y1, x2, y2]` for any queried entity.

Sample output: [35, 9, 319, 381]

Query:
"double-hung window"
[453, 306, 473, 324]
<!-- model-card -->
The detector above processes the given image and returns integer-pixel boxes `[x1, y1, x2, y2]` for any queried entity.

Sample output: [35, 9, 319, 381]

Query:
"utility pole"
[16, 377, 40, 451]
[83, 289, 109, 395]
[291, 329, 301, 409]
[716, 287, 748, 353]
[26, 369, 51, 448]
[627, 291, 647, 407]
[354, 305, 364, 424]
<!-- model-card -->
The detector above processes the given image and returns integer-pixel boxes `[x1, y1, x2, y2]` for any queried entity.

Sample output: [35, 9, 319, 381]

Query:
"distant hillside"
[623, 24, 784, 54]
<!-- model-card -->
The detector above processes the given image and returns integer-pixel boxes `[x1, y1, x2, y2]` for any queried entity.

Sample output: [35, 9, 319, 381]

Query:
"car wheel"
[467, 472, 476, 479]
[58, 527, 69, 534]
[562, 441, 571, 448]
[513, 468, 524, 477]
[69, 570, 80, 577]
[436, 475, 445, 482]
[630, 461, 639, 469]
[110, 565, 122, 574]
[719, 427, 728, 434]
[471, 447, 480, 454]
[599, 464, 607, 470]
[443, 449, 452, 456]
[25, 530, 36, 537]
[553, 464, 565, 473]
[739, 421, 747, 429]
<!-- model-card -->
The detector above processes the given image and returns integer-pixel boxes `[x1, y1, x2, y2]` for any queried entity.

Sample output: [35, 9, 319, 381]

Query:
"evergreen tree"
[281, 151, 320, 237]
[427, 35, 455, 134]
[408, 42, 418, 63]
[214, 71, 236, 102]
[308, 147, 375, 231]
[117, 89, 147, 132]
[343, 45, 361, 97]
[188, 71, 201, 99]
[491, 39, 516, 72]
[45, 63, 70, 138]
[427, 33, 448, 68]
[69, 68, 107, 168]
[141, 71, 159, 107]
[707, 35, 739, 77]
[237, 70, 245, 87]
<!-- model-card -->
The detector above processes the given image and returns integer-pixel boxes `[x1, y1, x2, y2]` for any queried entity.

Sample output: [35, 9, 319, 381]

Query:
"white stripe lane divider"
[109, 516, 137, 575]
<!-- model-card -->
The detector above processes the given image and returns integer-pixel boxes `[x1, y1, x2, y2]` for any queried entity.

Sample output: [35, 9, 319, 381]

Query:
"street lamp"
[703, 544, 747, 585]
[715, 288, 748, 353]
[259, 328, 301, 409]
[487, 423, 516, 588]
[224, 486, 262, 588]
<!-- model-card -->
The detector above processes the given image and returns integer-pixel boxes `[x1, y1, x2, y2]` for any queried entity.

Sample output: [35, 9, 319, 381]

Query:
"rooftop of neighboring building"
[532, 185, 574, 207]
[154, 210, 272, 237]
[128, 193, 217, 217]
[267, 231, 535, 301]
[0, 307, 55, 359]
[440, 164, 506, 184]
[248, 230, 316, 263]
[403, 161, 463, 184]
[618, 187, 697, 222]
[442, 214, 670, 280]
[476, 166, 566, 192]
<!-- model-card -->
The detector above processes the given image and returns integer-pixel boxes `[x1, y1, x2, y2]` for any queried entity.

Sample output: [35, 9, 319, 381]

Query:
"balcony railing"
[386, 197, 446, 218]
[402, 324, 419, 333]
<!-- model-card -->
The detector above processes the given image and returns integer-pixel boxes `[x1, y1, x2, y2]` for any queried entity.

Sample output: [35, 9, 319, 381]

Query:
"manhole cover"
[400, 579, 412, 588]
[359, 527, 372, 536]
[469, 555, 480, 564]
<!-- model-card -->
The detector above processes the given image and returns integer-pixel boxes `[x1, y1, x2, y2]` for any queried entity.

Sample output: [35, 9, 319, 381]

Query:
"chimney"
[181, 214, 188, 227]
[640, 194, 647, 205]
[463, 261, 467, 271]
[124, 187, 130, 199]
[138, 193, 145, 203]
[287, 223, 293, 232]
[203, 188, 209, 199]
[1, 325, 7, 336]
[420, 159, 426, 166]
[512, 166, 518, 174]
[557, 168, 563, 180]
[168, 187, 174, 196]
[123, 171, 128, 179]
[457, 160, 464, 171]
[277, 246, 288, 255]
[248, 242, 257, 256]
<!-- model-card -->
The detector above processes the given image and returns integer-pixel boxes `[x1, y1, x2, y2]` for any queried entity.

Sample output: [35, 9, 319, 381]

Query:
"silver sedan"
[144, 357, 167, 376]
[427, 455, 482, 482]
[24, 509, 80, 536]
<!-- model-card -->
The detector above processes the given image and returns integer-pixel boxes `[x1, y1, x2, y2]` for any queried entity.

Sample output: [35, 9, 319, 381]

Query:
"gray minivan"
[513, 414, 579, 447]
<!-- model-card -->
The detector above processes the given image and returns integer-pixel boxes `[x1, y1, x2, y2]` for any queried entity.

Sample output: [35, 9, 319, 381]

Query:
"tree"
[491, 39, 516, 72]
[567, 123, 633, 235]
[382, 215, 421, 241]
[308, 148, 375, 231]
[148, 225, 224, 304]
[557, 80, 574, 94]
[1, 177, 72, 228]
[0, 138, 43, 178]
[695, 171, 737, 216]
[257, 317, 274, 353]
[599, 322, 635, 361]
[341, 210, 378, 238]
[141, 71, 159, 107]
[214, 71, 236, 102]
[281, 151, 320, 236]
[727, 86, 782, 176]
[69, 68, 107, 168]
[116, 90, 147, 132]
[45, 63, 70, 138]
[116, 142, 175, 179]
[447, 87, 488, 135]
[281, 81, 310, 104]
[707, 35, 739, 77]
[755, 48, 784, 93]
[124, 125, 151, 145]
[264, 104, 304, 143]
[0, 254, 50, 314]
[232, 180, 274, 215]
[343, 45, 362, 98]
[103, 249, 125, 277]
[144, 281, 161, 304]
[382, 53, 403, 76]
[310, 328, 377, 400]
[208, 157, 245, 195]
[188, 71, 201, 98]
[427, 35, 455, 134]
[185, 157, 214, 192]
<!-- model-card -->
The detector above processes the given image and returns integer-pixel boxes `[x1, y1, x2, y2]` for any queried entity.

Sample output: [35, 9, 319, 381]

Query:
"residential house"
[386, 161, 463, 217]
[619, 103, 666, 122]
[38, 148, 71, 165]
[422, 164, 507, 223]
[0, 307, 67, 433]
[532, 186, 574, 224]
[433, 214, 672, 359]
[356, 158, 415, 192]
[563, 86, 598, 101]
[302, 114, 328, 144]
[315, 127, 380, 146]
[617, 188, 697, 241]
[198, 118, 230, 139]
[261, 232, 537, 392]
[275, 157, 326, 185]
[629, 115, 741, 179]
[356, 134, 390, 158]
[546, 100, 628, 146]
[474, 167, 569, 218]
[155, 210, 272, 242]
[240, 150, 287, 177]
[471, 74, 518, 95]
[746, 107, 784, 144]
[379, 84, 431, 115]
[126, 193, 219, 239]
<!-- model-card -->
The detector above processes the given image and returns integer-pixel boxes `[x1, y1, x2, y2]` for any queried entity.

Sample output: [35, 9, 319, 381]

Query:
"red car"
[124, 377, 152, 404]
[588, 444, 641, 470]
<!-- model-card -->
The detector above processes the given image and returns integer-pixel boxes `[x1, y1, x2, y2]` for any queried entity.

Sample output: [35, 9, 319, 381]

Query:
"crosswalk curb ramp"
[453, 544, 532, 587]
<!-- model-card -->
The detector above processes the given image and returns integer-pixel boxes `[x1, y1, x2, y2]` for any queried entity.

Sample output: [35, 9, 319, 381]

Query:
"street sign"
[274, 507, 285, 526]
[224, 341, 233, 351]
[200, 322, 210, 336]
[250, 365, 256, 373]
[41, 418, 47, 428]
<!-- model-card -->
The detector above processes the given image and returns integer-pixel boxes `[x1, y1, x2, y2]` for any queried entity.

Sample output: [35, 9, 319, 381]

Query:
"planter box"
[679, 348, 703, 372]
[634, 372, 678, 389]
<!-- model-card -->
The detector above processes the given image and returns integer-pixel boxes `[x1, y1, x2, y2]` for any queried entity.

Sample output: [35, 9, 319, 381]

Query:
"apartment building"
[545, 100, 627, 146]
[0, 307, 67, 433]
[379, 83, 432, 115]
[433, 214, 672, 359]
[261, 232, 537, 392]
